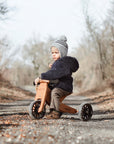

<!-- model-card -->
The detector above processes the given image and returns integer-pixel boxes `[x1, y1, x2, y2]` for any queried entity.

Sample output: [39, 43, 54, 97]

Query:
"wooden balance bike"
[29, 80, 93, 121]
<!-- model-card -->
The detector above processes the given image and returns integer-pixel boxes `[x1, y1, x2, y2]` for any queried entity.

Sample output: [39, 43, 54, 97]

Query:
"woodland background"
[0, 1, 114, 94]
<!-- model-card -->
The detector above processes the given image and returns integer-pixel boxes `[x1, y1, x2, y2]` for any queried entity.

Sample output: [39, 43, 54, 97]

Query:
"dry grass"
[0, 75, 34, 103]
[76, 85, 114, 111]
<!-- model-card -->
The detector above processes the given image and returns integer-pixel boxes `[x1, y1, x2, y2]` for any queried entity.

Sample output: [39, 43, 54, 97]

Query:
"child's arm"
[41, 62, 70, 80]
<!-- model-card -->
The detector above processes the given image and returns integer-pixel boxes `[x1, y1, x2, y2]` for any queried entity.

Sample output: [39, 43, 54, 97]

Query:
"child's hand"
[49, 63, 52, 68]
[35, 77, 40, 85]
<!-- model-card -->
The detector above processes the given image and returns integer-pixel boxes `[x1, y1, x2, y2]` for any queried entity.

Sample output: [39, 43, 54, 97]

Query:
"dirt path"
[0, 95, 114, 144]
[0, 99, 33, 116]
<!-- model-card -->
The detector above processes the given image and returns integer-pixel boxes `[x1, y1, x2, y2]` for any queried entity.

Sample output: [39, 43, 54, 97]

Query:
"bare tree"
[0, 0, 15, 75]
[0, 37, 11, 73]
[0, 0, 9, 20]
[81, 0, 114, 80]
[72, 1, 114, 91]
[22, 37, 51, 78]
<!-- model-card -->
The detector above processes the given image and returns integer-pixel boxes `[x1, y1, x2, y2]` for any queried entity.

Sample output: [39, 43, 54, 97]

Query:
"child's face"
[51, 47, 60, 61]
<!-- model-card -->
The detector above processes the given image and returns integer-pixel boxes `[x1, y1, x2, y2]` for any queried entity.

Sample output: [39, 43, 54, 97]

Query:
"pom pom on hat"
[58, 35, 67, 42]
[51, 35, 68, 58]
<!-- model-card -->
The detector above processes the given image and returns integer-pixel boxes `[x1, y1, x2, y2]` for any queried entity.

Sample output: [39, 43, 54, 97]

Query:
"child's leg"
[50, 88, 71, 111]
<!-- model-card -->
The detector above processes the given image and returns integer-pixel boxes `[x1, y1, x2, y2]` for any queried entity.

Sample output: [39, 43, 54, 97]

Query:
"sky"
[0, 0, 111, 51]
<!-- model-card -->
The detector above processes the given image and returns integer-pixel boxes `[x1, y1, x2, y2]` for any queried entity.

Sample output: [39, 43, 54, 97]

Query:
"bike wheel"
[29, 100, 45, 119]
[78, 102, 93, 121]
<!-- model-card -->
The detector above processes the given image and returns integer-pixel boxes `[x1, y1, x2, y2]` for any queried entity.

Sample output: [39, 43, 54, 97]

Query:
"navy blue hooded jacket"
[41, 56, 79, 92]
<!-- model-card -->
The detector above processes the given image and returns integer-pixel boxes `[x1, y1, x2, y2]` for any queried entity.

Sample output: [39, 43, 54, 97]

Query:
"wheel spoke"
[29, 100, 46, 119]
[79, 103, 93, 121]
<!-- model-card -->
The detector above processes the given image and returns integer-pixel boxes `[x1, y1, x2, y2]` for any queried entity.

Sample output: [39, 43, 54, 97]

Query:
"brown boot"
[46, 110, 60, 119]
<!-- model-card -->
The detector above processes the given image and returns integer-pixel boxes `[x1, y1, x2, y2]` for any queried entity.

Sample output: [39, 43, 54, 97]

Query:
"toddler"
[35, 36, 79, 119]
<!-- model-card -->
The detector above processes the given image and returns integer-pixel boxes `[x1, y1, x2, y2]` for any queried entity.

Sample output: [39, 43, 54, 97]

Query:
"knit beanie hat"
[51, 35, 68, 58]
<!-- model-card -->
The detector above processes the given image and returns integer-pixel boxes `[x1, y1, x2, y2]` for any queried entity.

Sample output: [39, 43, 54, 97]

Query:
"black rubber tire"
[78, 102, 93, 121]
[29, 100, 45, 119]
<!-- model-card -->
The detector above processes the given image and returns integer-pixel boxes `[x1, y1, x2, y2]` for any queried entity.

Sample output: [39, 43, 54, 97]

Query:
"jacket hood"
[59, 56, 79, 72]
